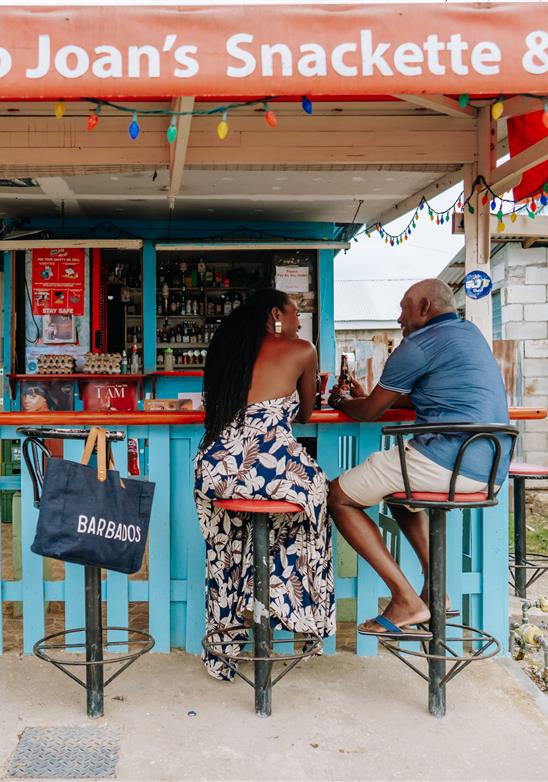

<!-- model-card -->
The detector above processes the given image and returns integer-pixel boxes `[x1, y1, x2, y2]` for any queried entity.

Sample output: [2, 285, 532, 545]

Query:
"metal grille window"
[492, 289, 502, 340]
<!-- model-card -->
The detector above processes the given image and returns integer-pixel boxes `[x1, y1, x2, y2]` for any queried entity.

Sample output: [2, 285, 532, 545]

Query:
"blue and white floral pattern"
[194, 391, 335, 680]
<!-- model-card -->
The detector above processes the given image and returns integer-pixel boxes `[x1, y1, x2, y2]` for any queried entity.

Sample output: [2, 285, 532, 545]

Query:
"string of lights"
[360, 176, 548, 247]
[49, 93, 548, 142]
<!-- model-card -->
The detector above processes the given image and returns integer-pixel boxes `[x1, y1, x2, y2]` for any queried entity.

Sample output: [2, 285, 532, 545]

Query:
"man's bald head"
[398, 278, 456, 337]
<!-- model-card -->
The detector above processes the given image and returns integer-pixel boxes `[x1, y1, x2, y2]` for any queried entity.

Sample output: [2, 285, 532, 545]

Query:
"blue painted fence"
[0, 421, 509, 657]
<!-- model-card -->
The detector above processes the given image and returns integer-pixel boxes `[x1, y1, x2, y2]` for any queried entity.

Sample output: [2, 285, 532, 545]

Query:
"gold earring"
[274, 320, 282, 334]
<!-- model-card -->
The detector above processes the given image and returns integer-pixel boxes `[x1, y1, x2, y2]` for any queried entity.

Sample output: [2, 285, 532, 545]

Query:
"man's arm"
[329, 383, 404, 421]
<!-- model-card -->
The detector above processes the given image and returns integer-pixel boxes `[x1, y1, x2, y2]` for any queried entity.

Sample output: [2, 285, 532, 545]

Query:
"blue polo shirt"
[379, 313, 511, 484]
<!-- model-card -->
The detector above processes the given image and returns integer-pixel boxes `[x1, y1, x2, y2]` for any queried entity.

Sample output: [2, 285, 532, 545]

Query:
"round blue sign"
[464, 270, 493, 300]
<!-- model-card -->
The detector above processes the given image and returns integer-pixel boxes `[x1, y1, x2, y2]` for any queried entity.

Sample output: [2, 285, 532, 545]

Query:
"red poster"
[32, 248, 85, 315]
[81, 380, 138, 412]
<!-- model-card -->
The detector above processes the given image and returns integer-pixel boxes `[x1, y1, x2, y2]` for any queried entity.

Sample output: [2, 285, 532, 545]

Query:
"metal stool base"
[202, 625, 323, 688]
[509, 552, 548, 591]
[380, 623, 501, 687]
[33, 626, 155, 689]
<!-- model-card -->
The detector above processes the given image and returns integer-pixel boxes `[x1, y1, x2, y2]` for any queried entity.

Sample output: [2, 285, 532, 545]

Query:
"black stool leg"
[514, 477, 527, 599]
[253, 511, 272, 717]
[428, 508, 446, 718]
[85, 565, 104, 718]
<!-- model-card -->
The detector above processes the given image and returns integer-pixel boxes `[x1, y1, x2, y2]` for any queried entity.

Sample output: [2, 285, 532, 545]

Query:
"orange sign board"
[0, 4, 544, 98]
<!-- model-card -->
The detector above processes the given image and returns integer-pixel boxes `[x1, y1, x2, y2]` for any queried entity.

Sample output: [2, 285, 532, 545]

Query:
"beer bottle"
[338, 354, 351, 396]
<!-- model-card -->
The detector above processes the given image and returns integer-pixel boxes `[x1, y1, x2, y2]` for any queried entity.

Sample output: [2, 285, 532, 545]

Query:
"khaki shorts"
[338, 443, 488, 511]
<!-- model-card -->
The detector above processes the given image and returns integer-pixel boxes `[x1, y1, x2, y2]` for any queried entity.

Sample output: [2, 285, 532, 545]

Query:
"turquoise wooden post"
[106, 433, 129, 649]
[316, 422, 340, 656]
[355, 422, 385, 657]
[62, 439, 86, 649]
[169, 433, 192, 649]
[3, 251, 11, 411]
[185, 427, 206, 655]
[142, 240, 156, 375]
[318, 249, 336, 377]
[20, 441, 45, 653]
[481, 482, 510, 653]
[148, 425, 171, 652]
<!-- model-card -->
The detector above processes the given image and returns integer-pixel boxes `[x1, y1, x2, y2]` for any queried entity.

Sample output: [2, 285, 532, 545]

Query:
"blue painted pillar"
[318, 250, 336, 376]
[3, 251, 11, 410]
[142, 240, 156, 374]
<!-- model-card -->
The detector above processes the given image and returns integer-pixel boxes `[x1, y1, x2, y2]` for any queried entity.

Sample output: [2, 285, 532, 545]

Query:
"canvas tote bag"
[31, 427, 155, 574]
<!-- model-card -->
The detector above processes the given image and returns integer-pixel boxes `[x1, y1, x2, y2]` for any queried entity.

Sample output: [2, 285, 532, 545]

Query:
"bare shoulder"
[287, 337, 316, 357]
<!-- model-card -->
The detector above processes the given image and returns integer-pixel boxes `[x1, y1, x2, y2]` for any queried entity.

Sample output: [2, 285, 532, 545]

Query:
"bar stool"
[379, 422, 518, 718]
[18, 427, 155, 719]
[202, 498, 323, 717]
[508, 462, 548, 598]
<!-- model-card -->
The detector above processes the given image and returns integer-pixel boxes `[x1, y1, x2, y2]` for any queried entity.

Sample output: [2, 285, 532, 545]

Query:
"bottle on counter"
[131, 343, 140, 374]
[338, 354, 351, 397]
[120, 349, 128, 375]
[164, 347, 174, 372]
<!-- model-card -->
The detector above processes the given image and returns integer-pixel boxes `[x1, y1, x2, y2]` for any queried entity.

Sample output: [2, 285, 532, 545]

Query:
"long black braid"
[201, 288, 290, 449]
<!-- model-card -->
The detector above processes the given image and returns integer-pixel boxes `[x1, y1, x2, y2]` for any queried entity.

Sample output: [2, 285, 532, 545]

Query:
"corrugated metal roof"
[334, 279, 417, 323]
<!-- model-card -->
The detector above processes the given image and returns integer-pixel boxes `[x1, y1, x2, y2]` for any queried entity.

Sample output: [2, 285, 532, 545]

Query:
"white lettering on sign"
[4, 28, 544, 83]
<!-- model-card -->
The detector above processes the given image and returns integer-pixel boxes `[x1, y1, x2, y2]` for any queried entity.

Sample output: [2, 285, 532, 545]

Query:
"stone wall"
[499, 245, 548, 471]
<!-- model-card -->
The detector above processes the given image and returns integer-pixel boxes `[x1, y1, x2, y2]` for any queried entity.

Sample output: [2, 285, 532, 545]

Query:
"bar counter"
[1, 405, 545, 659]
[0, 406, 544, 425]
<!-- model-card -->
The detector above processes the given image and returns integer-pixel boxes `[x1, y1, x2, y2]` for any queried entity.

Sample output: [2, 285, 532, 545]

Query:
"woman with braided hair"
[194, 288, 335, 680]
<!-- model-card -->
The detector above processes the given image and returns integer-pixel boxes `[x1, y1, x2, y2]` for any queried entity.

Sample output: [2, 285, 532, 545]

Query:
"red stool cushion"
[214, 499, 304, 514]
[509, 462, 548, 478]
[388, 491, 488, 503]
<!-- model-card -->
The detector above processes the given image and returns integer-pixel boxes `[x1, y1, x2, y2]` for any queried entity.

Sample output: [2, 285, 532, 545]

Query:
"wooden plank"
[20, 445, 45, 653]
[63, 439, 86, 649]
[148, 425, 171, 652]
[391, 94, 476, 119]
[490, 137, 548, 194]
[185, 428, 206, 655]
[168, 96, 194, 201]
[106, 435, 129, 650]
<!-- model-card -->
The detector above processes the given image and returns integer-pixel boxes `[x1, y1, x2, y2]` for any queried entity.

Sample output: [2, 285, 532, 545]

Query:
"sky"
[334, 182, 465, 282]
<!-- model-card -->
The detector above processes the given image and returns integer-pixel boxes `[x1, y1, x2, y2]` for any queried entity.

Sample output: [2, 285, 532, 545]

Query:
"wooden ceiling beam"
[168, 96, 194, 206]
[391, 94, 476, 119]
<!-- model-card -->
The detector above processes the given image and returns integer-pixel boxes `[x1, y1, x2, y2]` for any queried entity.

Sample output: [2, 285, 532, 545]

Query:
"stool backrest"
[382, 423, 519, 503]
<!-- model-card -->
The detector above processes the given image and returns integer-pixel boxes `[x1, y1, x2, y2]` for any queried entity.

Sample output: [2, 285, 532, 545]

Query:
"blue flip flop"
[358, 614, 432, 641]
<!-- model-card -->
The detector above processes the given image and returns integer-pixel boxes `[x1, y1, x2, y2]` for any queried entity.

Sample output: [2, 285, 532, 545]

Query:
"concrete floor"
[1, 648, 547, 782]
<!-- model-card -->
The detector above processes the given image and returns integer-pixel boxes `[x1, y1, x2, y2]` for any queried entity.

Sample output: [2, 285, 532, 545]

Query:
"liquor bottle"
[162, 281, 169, 314]
[175, 324, 182, 343]
[197, 258, 206, 284]
[131, 343, 140, 374]
[120, 350, 128, 375]
[224, 294, 232, 316]
[198, 288, 205, 316]
[205, 267, 214, 286]
[338, 354, 351, 397]
[232, 292, 241, 309]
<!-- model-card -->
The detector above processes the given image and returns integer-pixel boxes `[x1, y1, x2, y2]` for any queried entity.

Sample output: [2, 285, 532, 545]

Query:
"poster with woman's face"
[21, 381, 74, 412]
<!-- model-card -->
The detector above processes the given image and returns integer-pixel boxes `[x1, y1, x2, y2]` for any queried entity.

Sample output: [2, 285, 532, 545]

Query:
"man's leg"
[328, 479, 429, 631]
[388, 504, 429, 600]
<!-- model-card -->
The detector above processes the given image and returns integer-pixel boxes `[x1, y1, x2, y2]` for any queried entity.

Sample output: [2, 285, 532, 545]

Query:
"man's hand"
[349, 377, 366, 398]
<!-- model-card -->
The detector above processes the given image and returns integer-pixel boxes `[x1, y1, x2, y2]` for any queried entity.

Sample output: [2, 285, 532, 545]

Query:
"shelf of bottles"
[155, 253, 269, 370]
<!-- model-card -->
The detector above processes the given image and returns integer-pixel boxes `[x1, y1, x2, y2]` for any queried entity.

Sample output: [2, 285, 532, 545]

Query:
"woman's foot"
[358, 595, 430, 634]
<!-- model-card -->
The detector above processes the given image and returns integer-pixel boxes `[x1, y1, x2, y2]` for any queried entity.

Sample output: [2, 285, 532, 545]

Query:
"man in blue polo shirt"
[327, 278, 510, 639]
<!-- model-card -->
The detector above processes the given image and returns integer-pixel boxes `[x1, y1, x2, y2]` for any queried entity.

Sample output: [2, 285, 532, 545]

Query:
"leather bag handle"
[81, 427, 100, 467]
[81, 427, 123, 485]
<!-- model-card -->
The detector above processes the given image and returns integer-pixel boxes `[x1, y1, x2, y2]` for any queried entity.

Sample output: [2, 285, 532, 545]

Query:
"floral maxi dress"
[194, 391, 336, 680]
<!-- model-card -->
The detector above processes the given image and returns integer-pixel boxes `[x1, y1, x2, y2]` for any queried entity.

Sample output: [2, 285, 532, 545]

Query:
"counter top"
[0, 407, 544, 426]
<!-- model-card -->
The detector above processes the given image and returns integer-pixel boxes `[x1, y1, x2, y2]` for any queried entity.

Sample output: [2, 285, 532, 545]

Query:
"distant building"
[440, 215, 548, 469]
[334, 279, 413, 391]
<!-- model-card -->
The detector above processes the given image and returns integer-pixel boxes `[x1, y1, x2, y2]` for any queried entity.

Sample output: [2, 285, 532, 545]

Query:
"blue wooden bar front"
[0, 411, 516, 658]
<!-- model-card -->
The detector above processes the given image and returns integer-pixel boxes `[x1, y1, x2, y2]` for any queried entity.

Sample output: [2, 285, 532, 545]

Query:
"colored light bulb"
[490, 199, 496, 210]
[217, 112, 229, 140]
[497, 210, 503, 221]
[540, 194, 547, 206]
[497, 220, 506, 232]
[530, 199, 537, 212]
[167, 117, 177, 143]
[491, 100, 504, 120]
[482, 194, 488, 205]
[129, 113, 140, 140]
[458, 94, 469, 108]
[54, 101, 65, 119]
[301, 96, 313, 115]
[265, 109, 277, 128]
[510, 211, 517, 223]
[87, 112, 99, 131]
